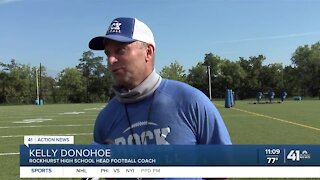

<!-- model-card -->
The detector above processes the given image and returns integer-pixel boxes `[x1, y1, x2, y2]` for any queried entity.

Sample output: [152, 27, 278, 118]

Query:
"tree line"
[0, 41, 319, 104]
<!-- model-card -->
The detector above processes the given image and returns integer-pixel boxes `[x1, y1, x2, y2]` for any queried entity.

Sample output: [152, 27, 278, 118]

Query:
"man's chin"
[112, 78, 131, 88]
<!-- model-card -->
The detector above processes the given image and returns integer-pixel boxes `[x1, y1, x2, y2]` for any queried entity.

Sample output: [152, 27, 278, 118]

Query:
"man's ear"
[145, 44, 154, 63]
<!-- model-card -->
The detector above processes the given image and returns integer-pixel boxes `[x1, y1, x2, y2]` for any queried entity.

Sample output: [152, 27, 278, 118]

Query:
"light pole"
[35, 68, 39, 104]
[207, 65, 212, 100]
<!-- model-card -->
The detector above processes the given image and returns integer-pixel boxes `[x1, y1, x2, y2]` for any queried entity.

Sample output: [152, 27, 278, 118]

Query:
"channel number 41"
[287, 150, 301, 161]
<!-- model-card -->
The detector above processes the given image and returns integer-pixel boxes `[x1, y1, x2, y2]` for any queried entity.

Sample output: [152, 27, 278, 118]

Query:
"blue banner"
[20, 145, 320, 166]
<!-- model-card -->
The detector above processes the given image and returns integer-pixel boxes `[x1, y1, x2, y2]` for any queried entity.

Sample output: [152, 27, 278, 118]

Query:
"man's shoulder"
[159, 79, 208, 101]
[160, 79, 197, 92]
[100, 97, 121, 113]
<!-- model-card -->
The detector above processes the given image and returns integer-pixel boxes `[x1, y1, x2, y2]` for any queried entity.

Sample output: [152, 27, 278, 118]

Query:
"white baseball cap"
[89, 17, 155, 50]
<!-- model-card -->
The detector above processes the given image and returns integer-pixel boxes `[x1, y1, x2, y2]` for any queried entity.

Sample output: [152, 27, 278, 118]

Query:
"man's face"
[104, 39, 150, 89]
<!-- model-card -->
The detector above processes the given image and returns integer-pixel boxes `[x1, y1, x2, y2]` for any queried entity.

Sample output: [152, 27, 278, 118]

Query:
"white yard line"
[0, 152, 20, 156]
[0, 117, 96, 123]
[0, 124, 93, 129]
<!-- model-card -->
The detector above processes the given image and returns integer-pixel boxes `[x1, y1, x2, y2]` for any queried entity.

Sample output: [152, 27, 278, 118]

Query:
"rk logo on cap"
[108, 20, 122, 33]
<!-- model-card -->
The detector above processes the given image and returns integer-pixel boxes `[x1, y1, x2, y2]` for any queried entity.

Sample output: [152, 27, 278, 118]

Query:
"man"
[280, 91, 287, 103]
[256, 91, 263, 104]
[89, 17, 231, 146]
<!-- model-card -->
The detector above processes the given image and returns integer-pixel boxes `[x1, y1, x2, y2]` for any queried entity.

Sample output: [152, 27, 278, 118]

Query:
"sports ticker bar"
[20, 166, 320, 178]
[20, 144, 320, 178]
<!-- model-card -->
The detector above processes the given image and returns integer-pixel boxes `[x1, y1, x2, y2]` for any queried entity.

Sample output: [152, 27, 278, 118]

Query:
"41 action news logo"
[286, 150, 311, 161]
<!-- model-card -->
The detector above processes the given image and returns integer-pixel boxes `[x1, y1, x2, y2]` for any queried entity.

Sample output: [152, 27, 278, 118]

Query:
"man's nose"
[107, 55, 118, 65]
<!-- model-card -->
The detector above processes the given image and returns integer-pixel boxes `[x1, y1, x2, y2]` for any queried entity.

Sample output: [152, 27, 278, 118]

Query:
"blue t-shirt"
[94, 79, 231, 145]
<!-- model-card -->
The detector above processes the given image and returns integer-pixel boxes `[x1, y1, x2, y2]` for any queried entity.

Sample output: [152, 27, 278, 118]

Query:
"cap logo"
[107, 20, 122, 33]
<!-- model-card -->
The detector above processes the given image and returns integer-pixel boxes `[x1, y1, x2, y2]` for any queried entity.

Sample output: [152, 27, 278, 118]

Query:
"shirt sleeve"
[193, 93, 232, 145]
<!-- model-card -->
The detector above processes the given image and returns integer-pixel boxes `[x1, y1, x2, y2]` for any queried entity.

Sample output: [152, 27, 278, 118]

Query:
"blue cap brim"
[88, 35, 136, 50]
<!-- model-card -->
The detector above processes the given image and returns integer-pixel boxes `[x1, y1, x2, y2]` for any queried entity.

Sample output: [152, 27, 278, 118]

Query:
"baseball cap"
[89, 17, 155, 50]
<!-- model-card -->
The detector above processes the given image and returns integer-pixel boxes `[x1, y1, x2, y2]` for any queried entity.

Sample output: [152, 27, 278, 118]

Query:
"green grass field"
[0, 100, 319, 179]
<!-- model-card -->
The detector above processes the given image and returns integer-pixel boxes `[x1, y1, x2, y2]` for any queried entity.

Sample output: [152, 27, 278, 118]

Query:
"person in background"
[280, 91, 287, 103]
[268, 90, 275, 103]
[256, 91, 263, 104]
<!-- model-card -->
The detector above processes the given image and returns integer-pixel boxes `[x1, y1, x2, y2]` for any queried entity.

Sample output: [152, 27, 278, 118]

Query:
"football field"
[0, 100, 319, 179]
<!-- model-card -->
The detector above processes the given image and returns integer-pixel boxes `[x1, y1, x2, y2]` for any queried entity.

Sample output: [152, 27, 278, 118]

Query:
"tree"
[291, 41, 320, 97]
[76, 51, 112, 102]
[283, 65, 300, 96]
[0, 71, 10, 103]
[219, 60, 246, 98]
[188, 53, 246, 99]
[202, 53, 224, 98]
[259, 63, 283, 93]
[40, 75, 57, 103]
[159, 60, 187, 82]
[238, 55, 265, 99]
[202, 53, 222, 77]
[57, 68, 86, 103]
[187, 62, 208, 96]
[10, 64, 33, 103]
[0, 60, 37, 103]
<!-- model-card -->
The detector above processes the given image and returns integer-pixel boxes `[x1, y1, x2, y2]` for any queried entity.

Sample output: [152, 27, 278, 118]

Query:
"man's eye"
[116, 47, 126, 55]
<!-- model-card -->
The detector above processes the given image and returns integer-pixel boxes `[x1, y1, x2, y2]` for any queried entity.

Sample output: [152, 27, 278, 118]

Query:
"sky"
[1, 0, 320, 77]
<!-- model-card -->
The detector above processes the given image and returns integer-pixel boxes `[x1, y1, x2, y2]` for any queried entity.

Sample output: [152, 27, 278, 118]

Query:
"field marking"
[0, 132, 92, 138]
[216, 103, 320, 132]
[0, 114, 97, 119]
[13, 118, 52, 124]
[0, 124, 93, 129]
[0, 115, 97, 123]
[0, 152, 19, 156]
[83, 107, 103, 111]
[59, 112, 85, 115]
